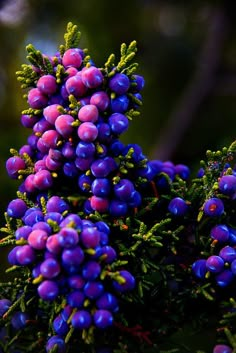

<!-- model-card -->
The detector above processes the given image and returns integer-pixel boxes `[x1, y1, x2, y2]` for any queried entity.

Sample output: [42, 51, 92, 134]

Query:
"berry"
[80, 227, 100, 248]
[219, 246, 236, 263]
[168, 197, 188, 216]
[11, 311, 29, 330]
[43, 104, 62, 124]
[218, 175, 236, 197]
[53, 314, 69, 336]
[0, 299, 12, 317]
[82, 261, 101, 280]
[215, 269, 234, 287]
[38, 280, 59, 301]
[109, 73, 130, 95]
[77, 122, 98, 142]
[81, 66, 103, 88]
[112, 270, 135, 292]
[96, 293, 119, 312]
[33, 170, 53, 190]
[27, 88, 48, 109]
[28, 229, 48, 250]
[90, 91, 110, 111]
[114, 179, 135, 201]
[91, 178, 111, 197]
[67, 291, 85, 308]
[110, 94, 129, 113]
[55, 114, 75, 138]
[206, 255, 224, 273]
[46, 335, 66, 353]
[210, 225, 230, 242]
[37, 74, 57, 95]
[84, 281, 104, 299]
[192, 259, 207, 279]
[109, 200, 128, 217]
[90, 196, 109, 213]
[78, 104, 99, 123]
[15, 245, 36, 265]
[40, 258, 61, 279]
[213, 344, 233, 353]
[62, 48, 83, 68]
[108, 113, 129, 135]
[56, 227, 79, 248]
[71, 310, 92, 329]
[7, 199, 27, 218]
[65, 74, 87, 97]
[203, 198, 224, 217]
[6, 156, 26, 179]
[93, 309, 113, 329]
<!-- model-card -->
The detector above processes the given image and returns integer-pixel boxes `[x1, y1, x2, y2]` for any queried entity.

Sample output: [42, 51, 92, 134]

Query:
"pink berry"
[77, 122, 98, 142]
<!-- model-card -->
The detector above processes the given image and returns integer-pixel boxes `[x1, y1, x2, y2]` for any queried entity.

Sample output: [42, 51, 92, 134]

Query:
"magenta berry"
[37, 74, 57, 95]
[6, 156, 26, 179]
[77, 122, 98, 142]
[62, 48, 83, 68]
[78, 104, 99, 123]
[81, 66, 103, 88]
[27, 88, 48, 109]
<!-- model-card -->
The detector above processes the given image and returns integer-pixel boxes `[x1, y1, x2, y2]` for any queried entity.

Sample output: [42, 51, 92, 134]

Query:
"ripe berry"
[206, 255, 224, 273]
[112, 270, 135, 292]
[218, 175, 236, 197]
[62, 48, 83, 68]
[108, 113, 129, 135]
[6, 156, 26, 179]
[37, 74, 57, 95]
[110, 94, 129, 113]
[28, 88, 48, 109]
[90, 91, 110, 111]
[38, 280, 59, 301]
[11, 311, 29, 330]
[81, 66, 103, 88]
[40, 258, 61, 279]
[43, 104, 62, 124]
[215, 269, 234, 287]
[210, 225, 230, 242]
[203, 198, 224, 217]
[66, 290, 85, 308]
[109, 73, 130, 95]
[168, 197, 188, 216]
[28, 229, 48, 250]
[192, 259, 207, 279]
[33, 170, 53, 190]
[213, 344, 233, 353]
[219, 246, 236, 263]
[93, 309, 113, 329]
[114, 179, 135, 201]
[71, 310, 92, 329]
[55, 114, 75, 138]
[0, 299, 12, 317]
[90, 196, 109, 213]
[80, 227, 100, 248]
[78, 104, 99, 123]
[46, 335, 66, 353]
[77, 122, 98, 142]
[7, 199, 27, 218]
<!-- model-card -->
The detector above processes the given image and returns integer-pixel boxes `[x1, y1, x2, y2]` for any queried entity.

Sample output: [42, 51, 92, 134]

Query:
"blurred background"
[0, 0, 236, 214]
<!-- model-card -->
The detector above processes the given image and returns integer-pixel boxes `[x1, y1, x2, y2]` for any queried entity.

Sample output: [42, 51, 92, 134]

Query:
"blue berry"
[203, 198, 224, 217]
[168, 197, 188, 216]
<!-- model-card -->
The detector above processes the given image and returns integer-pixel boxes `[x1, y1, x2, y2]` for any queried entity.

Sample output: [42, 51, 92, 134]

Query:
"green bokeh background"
[0, 1, 236, 351]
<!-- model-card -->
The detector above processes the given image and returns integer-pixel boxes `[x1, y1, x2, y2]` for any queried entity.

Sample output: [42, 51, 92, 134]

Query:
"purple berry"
[93, 309, 113, 329]
[213, 344, 233, 353]
[219, 246, 236, 263]
[56, 227, 79, 248]
[168, 197, 188, 216]
[65, 74, 87, 98]
[0, 299, 12, 317]
[15, 245, 36, 265]
[109, 200, 128, 217]
[67, 290, 85, 308]
[76, 141, 96, 158]
[203, 198, 224, 217]
[84, 281, 104, 299]
[46, 196, 69, 213]
[219, 175, 236, 197]
[192, 259, 207, 279]
[71, 310, 92, 329]
[53, 314, 69, 336]
[82, 260, 101, 280]
[110, 94, 129, 113]
[109, 73, 130, 95]
[80, 227, 101, 248]
[11, 311, 29, 330]
[108, 113, 129, 135]
[210, 225, 230, 242]
[114, 179, 135, 201]
[96, 293, 118, 312]
[40, 258, 61, 279]
[38, 280, 59, 301]
[43, 104, 62, 124]
[6, 156, 26, 179]
[206, 255, 224, 273]
[46, 335, 66, 353]
[7, 199, 27, 218]
[215, 269, 234, 287]
[112, 270, 135, 292]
